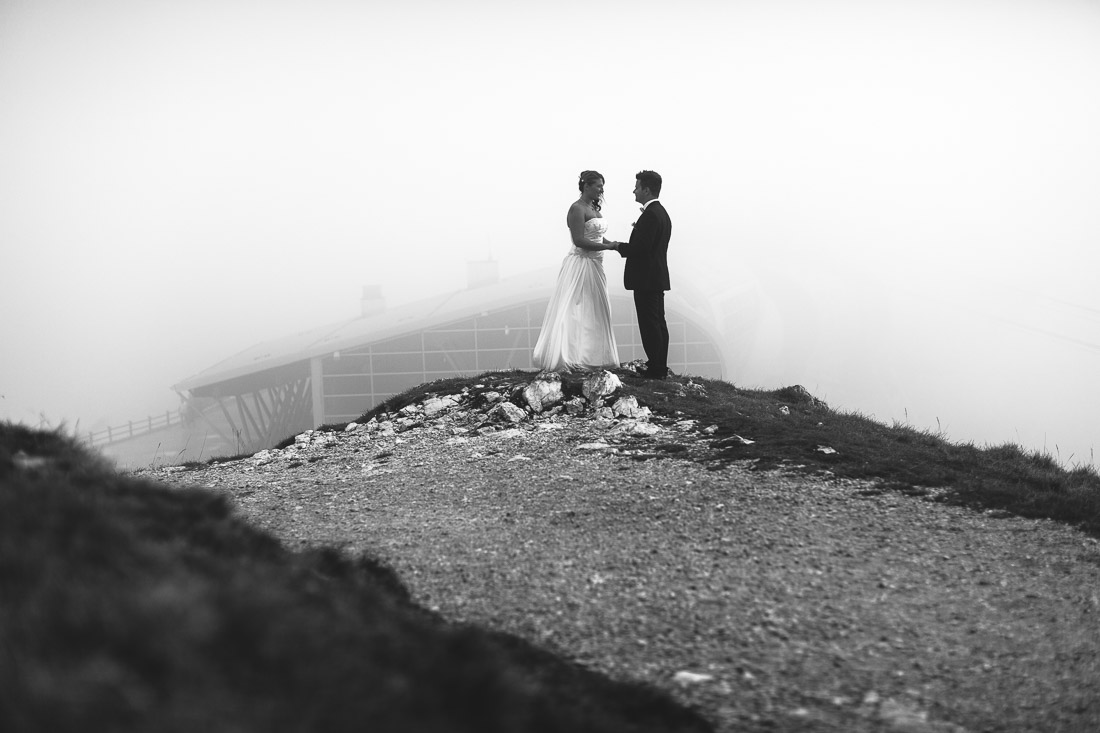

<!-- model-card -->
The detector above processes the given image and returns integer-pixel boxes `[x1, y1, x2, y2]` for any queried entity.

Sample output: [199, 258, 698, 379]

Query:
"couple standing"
[532, 170, 671, 380]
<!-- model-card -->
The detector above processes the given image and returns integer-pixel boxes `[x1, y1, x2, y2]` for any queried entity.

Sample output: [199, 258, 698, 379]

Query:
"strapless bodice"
[572, 218, 608, 259]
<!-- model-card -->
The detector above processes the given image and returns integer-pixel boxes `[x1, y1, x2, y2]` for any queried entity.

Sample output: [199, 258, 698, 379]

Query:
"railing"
[86, 410, 186, 447]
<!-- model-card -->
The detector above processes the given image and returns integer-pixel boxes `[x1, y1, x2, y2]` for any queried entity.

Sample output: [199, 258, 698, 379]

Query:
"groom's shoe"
[641, 367, 668, 380]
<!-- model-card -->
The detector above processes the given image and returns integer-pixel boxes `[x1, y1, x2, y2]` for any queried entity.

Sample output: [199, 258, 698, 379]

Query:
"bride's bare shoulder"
[567, 200, 587, 225]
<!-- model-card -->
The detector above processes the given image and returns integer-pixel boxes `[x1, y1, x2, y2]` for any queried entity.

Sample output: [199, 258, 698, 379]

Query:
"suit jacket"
[617, 200, 671, 291]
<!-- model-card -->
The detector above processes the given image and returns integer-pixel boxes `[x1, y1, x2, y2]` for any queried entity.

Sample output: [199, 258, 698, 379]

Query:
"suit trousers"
[633, 289, 669, 373]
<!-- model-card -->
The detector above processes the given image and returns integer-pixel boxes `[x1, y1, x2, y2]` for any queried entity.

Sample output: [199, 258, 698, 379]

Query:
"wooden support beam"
[234, 397, 254, 451]
[237, 394, 264, 451]
[214, 397, 243, 452]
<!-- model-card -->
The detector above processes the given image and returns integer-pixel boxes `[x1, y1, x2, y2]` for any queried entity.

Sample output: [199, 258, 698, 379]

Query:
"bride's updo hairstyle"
[578, 170, 604, 212]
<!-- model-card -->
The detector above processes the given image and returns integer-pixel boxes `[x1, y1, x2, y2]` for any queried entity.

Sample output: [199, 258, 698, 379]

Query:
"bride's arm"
[567, 204, 604, 251]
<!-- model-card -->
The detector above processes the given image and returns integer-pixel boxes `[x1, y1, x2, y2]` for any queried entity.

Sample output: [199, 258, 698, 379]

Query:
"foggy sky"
[2, 0, 1098, 467]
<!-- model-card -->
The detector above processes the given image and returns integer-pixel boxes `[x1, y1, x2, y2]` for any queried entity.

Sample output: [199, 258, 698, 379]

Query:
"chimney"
[360, 284, 385, 317]
[467, 258, 499, 289]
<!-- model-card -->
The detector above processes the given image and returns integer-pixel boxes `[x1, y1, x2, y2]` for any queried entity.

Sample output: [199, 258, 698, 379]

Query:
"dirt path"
[145, 413, 1100, 732]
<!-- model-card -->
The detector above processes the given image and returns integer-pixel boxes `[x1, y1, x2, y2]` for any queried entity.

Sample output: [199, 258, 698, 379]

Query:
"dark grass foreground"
[0, 422, 714, 733]
[360, 369, 1100, 538]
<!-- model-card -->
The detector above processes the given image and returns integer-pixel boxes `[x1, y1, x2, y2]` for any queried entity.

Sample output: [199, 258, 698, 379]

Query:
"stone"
[11, 451, 49, 471]
[488, 402, 527, 424]
[423, 396, 460, 417]
[672, 671, 714, 686]
[678, 380, 708, 397]
[563, 397, 587, 416]
[582, 370, 621, 403]
[611, 395, 647, 419]
[715, 434, 755, 447]
[523, 375, 564, 413]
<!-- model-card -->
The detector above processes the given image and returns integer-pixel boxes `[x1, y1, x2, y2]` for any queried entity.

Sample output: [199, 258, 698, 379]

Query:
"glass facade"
[320, 296, 723, 423]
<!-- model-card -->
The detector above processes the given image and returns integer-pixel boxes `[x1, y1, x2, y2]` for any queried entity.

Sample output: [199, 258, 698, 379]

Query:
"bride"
[532, 170, 620, 372]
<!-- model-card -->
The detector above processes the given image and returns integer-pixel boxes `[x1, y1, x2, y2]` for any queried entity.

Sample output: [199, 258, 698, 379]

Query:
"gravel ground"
[142, 402, 1100, 733]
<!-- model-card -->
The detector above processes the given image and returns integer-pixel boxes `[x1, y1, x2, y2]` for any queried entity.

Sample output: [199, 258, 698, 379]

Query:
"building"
[165, 262, 730, 459]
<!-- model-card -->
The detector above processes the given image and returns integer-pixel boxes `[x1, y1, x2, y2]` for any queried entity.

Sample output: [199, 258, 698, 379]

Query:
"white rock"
[673, 671, 714, 686]
[816, 445, 838, 455]
[488, 402, 528, 423]
[681, 380, 707, 396]
[563, 396, 587, 415]
[523, 376, 564, 413]
[611, 395, 646, 419]
[423, 396, 460, 417]
[629, 422, 661, 436]
[577, 442, 613, 451]
[877, 698, 940, 732]
[582, 370, 621, 403]
[344, 422, 359, 432]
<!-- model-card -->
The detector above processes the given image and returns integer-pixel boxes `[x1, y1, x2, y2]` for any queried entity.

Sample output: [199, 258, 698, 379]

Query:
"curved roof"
[173, 267, 726, 393]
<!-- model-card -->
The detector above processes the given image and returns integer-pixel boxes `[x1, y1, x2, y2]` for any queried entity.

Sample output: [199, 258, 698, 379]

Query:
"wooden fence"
[86, 410, 185, 447]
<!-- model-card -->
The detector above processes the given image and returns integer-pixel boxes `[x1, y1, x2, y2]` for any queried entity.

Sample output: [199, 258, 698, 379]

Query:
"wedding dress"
[532, 218, 619, 372]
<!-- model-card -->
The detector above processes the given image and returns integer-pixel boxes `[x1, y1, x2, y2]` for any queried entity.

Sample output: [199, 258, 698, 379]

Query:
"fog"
[2, 0, 1098, 467]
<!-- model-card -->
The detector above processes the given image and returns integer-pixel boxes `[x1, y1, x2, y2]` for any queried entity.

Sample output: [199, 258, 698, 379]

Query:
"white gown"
[533, 218, 619, 372]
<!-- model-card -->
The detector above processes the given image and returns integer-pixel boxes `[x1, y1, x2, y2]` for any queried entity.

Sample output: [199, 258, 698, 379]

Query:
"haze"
[2, 0, 1098, 467]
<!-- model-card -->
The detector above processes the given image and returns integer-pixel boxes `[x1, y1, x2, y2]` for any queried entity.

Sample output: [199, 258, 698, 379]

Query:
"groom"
[612, 170, 671, 379]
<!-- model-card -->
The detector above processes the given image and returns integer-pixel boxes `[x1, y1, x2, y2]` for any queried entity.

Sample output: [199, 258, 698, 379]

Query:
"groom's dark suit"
[617, 200, 671, 377]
